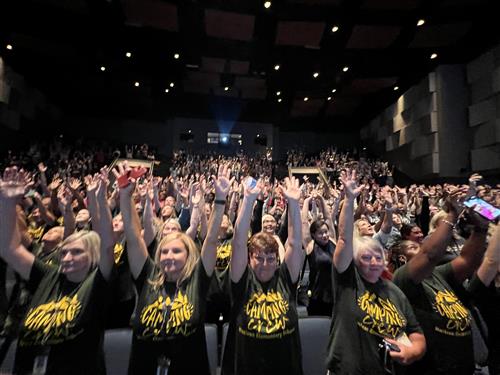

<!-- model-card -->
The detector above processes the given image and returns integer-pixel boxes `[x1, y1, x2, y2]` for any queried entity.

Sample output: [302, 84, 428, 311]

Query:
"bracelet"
[214, 199, 226, 205]
[442, 219, 456, 228]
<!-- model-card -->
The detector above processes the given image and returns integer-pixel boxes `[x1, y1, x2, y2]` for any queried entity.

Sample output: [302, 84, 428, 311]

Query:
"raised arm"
[186, 188, 203, 240]
[282, 177, 303, 283]
[142, 185, 157, 247]
[57, 185, 76, 239]
[301, 195, 313, 250]
[94, 168, 115, 280]
[230, 177, 261, 283]
[114, 162, 148, 279]
[0, 167, 36, 280]
[476, 223, 500, 286]
[333, 169, 363, 273]
[201, 164, 232, 276]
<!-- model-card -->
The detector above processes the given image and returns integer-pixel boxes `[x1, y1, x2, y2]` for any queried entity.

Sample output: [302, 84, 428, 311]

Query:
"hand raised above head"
[339, 169, 363, 200]
[0, 167, 29, 200]
[214, 164, 233, 201]
[281, 176, 301, 202]
[112, 161, 136, 195]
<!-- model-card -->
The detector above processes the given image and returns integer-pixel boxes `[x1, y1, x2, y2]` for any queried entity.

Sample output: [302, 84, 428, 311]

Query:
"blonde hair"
[59, 230, 101, 269]
[161, 218, 182, 235]
[429, 210, 448, 234]
[353, 218, 369, 239]
[353, 236, 386, 264]
[150, 232, 200, 288]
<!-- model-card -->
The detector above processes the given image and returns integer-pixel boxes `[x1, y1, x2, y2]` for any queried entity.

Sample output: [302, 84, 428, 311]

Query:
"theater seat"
[0, 338, 17, 374]
[103, 329, 133, 375]
[299, 317, 331, 375]
[204, 323, 218, 375]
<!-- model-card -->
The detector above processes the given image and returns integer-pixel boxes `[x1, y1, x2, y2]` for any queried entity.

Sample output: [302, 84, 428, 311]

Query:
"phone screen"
[464, 197, 500, 221]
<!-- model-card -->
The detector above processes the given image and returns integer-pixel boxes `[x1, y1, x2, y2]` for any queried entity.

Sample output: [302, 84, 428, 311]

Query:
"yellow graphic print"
[433, 289, 471, 336]
[216, 242, 232, 271]
[240, 290, 294, 339]
[140, 291, 195, 337]
[357, 291, 406, 338]
[114, 243, 125, 264]
[24, 295, 82, 344]
[28, 225, 45, 242]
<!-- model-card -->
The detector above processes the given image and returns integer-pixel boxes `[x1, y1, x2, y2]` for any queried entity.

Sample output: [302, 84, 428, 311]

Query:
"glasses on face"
[360, 253, 384, 264]
[251, 253, 277, 265]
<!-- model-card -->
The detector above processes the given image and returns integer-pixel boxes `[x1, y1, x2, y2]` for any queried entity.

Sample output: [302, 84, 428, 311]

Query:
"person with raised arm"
[0, 167, 115, 375]
[222, 176, 304, 375]
[327, 169, 426, 375]
[115, 161, 231, 374]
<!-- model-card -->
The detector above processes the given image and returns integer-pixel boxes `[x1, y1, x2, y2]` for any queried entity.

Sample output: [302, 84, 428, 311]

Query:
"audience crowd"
[0, 138, 499, 375]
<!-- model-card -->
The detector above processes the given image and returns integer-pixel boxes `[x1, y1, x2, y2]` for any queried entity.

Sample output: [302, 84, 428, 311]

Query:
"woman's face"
[60, 239, 91, 281]
[159, 239, 188, 282]
[220, 214, 230, 234]
[313, 224, 329, 246]
[355, 248, 385, 283]
[402, 241, 420, 260]
[262, 216, 277, 234]
[162, 222, 180, 237]
[250, 250, 277, 283]
[406, 226, 424, 244]
[161, 205, 174, 219]
[75, 209, 90, 225]
[112, 214, 124, 234]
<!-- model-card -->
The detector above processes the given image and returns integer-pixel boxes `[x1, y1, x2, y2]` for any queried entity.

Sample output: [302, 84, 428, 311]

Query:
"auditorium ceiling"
[1, 0, 499, 131]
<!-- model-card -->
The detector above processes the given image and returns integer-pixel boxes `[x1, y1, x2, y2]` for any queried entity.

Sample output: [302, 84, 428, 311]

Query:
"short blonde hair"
[150, 232, 200, 288]
[59, 230, 101, 269]
[429, 210, 448, 234]
[353, 236, 386, 264]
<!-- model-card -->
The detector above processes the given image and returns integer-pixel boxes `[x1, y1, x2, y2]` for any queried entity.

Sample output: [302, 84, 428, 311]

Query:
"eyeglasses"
[251, 253, 277, 265]
[360, 254, 384, 264]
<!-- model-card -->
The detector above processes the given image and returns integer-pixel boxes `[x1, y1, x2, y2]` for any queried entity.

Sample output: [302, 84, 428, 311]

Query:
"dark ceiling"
[1, 0, 500, 132]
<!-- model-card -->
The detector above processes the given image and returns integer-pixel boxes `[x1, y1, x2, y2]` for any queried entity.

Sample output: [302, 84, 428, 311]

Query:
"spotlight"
[342, 66, 349, 72]
[394, 86, 399, 91]
[264, 1, 271, 9]
[304, 97, 309, 102]
[313, 72, 319, 78]
[164, 89, 170, 93]
[224, 86, 229, 91]
[134, 81, 140, 87]
[327, 97, 332, 101]
[417, 19, 425, 27]
[221, 136, 229, 143]
[6, 44, 13, 50]
[100, 66, 106, 72]
[174, 53, 180, 59]
[276, 91, 281, 96]
[278, 98, 282, 102]
[331, 25, 339, 33]
[125, 52, 132, 58]
[430, 53, 438, 60]
[170, 82, 175, 88]
[274, 64, 280, 71]
[331, 88, 337, 93]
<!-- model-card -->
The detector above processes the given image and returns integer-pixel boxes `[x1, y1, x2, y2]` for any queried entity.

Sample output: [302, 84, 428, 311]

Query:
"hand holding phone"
[464, 197, 500, 222]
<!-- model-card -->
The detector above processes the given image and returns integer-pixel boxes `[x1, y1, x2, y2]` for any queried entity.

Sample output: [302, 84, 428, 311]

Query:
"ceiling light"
[274, 64, 280, 71]
[224, 86, 229, 91]
[342, 66, 349, 72]
[394, 86, 399, 91]
[327, 97, 332, 101]
[264, 1, 271, 9]
[331, 88, 337, 93]
[304, 97, 309, 102]
[6, 44, 13, 50]
[430, 53, 438, 60]
[313, 72, 319, 78]
[278, 98, 282, 102]
[164, 88, 170, 93]
[100, 66, 106, 72]
[417, 19, 425, 27]
[188, 129, 192, 133]
[170, 82, 175, 88]
[174, 53, 180, 59]
[276, 91, 281, 96]
[125, 52, 132, 58]
[134, 81, 140, 87]
[331, 25, 339, 33]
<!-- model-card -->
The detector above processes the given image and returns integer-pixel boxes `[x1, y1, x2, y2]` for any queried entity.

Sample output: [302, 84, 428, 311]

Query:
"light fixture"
[257, 134, 260, 138]
[264, 1, 271, 9]
[331, 25, 339, 33]
[342, 66, 349, 72]
[331, 88, 337, 93]
[100, 66, 106, 72]
[327, 96, 332, 101]
[417, 19, 425, 27]
[125, 52, 132, 58]
[170, 82, 175, 88]
[188, 129, 192, 133]
[430, 53, 438, 60]
[313, 72, 319, 78]
[304, 97, 309, 102]
[278, 98, 282, 102]
[224, 86, 229, 91]
[394, 86, 399, 91]
[164, 88, 170, 93]
[6, 44, 13, 50]
[174, 53, 180, 59]
[274, 64, 280, 71]
[276, 91, 281, 96]
[134, 81, 140, 87]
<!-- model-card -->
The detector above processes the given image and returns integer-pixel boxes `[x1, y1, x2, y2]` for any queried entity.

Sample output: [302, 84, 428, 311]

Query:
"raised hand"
[339, 169, 363, 200]
[243, 176, 262, 199]
[281, 176, 301, 202]
[48, 174, 62, 191]
[84, 174, 100, 193]
[214, 164, 233, 201]
[37, 162, 47, 173]
[112, 162, 135, 196]
[0, 167, 29, 199]
[67, 177, 82, 192]
[57, 185, 72, 212]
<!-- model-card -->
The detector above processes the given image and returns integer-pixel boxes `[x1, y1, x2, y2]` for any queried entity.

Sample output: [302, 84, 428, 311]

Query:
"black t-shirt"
[467, 275, 500, 373]
[129, 257, 212, 375]
[14, 259, 111, 375]
[393, 262, 474, 375]
[222, 263, 303, 375]
[327, 262, 422, 375]
[307, 240, 336, 304]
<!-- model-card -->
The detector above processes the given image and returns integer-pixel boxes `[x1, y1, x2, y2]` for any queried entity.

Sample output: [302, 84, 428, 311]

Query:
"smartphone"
[464, 197, 500, 221]
[382, 339, 401, 353]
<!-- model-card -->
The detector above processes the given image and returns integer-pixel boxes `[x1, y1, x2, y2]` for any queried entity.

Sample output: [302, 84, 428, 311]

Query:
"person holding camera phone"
[327, 169, 426, 375]
[392, 188, 490, 375]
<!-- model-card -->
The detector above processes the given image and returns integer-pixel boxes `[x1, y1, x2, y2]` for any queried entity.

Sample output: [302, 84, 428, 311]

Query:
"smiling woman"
[0, 167, 115, 375]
